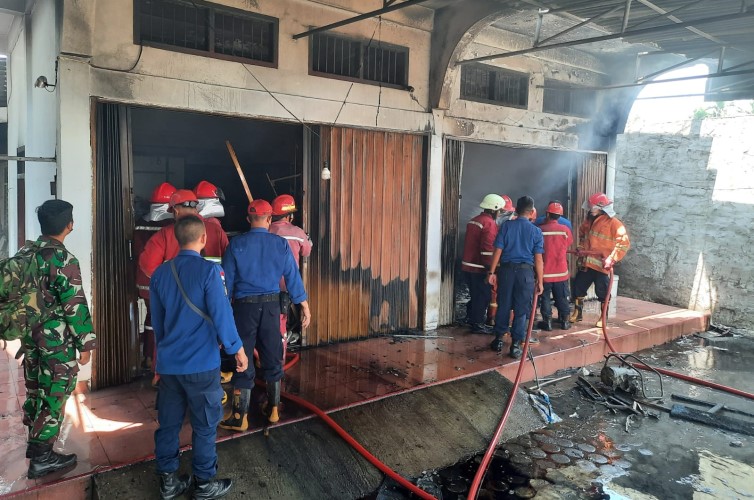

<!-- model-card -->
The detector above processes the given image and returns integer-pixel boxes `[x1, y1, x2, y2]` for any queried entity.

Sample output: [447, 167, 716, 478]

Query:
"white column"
[422, 109, 445, 331]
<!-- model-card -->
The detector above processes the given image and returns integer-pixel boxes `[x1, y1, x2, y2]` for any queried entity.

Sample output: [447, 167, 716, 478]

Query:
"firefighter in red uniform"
[134, 183, 176, 378]
[268, 194, 312, 345]
[462, 194, 506, 333]
[194, 180, 225, 230]
[486, 194, 515, 327]
[139, 189, 230, 385]
[537, 202, 574, 331]
[570, 193, 630, 327]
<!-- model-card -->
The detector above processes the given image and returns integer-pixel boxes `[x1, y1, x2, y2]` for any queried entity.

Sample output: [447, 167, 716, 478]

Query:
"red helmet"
[169, 189, 199, 211]
[194, 180, 224, 200]
[248, 199, 273, 216]
[529, 207, 537, 222]
[150, 182, 176, 204]
[546, 202, 564, 216]
[501, 195, 514, 212]
[588, 192, 612, 208]
[271, 194, 297, 216]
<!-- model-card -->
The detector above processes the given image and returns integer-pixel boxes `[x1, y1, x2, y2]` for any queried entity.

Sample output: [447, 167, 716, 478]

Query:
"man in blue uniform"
[487, 196, 544, 358]
[220, 199, 311, 431]
[150, 215, 248, 500]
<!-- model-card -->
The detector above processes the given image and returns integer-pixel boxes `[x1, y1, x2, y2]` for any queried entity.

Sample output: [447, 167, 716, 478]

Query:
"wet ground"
[372, 329, 754, 499]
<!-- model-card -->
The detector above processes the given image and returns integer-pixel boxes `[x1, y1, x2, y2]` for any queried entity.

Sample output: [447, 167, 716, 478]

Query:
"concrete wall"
[614, 116, 754, 328]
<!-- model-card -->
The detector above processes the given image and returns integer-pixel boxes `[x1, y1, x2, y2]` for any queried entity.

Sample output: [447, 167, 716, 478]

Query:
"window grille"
[311, 33, 409, 88]
[543, 80, 592, 117]
[136, 0, 277, 65]
[460, 64, 528, 108]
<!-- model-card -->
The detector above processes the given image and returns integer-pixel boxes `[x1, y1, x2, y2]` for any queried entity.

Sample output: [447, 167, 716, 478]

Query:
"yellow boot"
[219, 388, 250, 432]
[569, 297, 585, 323]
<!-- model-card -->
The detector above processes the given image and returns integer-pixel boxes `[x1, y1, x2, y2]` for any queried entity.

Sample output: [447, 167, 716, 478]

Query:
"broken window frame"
[309, 32, 410, 90]
[542, 79, 592, 118]
[134, 0, 279, 68]
[460, 63, 529, 109]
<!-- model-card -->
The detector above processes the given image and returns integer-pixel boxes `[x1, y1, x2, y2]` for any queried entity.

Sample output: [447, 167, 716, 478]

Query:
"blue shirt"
[494, 218, 545, 264]
[535, 215, 572, 231]
[150, 250, 243, 375]
[223, 227, 308, 304]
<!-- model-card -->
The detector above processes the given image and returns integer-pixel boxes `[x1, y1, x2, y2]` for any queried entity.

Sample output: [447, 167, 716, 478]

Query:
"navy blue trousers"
[573, 268, 610, 301]
[493, 264, 535, 342]
[541, 280, 570, 320]
[232, 301, 284, 389]
[465, 272, 491, 325]
[155, 368, 223, 480]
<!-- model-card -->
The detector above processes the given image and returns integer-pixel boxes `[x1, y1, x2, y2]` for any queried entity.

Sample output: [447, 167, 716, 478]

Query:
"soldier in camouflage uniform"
[22, 200, 97, 479]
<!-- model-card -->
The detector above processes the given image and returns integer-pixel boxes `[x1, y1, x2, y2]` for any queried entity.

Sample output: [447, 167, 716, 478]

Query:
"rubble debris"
[670, 404, 754, 436]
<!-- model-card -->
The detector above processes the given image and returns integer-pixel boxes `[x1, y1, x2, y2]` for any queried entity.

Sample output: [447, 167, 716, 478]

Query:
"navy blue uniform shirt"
[535, 215, 573, 231]
[494, 217, 545, 264]
[150, 250, 243, 375]
[223, 228, 308, 304]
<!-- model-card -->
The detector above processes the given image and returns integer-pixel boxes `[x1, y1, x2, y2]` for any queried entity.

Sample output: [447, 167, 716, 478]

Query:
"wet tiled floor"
[0, 297, 707, 498]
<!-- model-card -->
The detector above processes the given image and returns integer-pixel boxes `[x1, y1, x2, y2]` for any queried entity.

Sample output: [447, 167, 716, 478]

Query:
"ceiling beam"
[536, 67, 754, 91]
[0, 0, 25, 16]
[292, 0, 430, 40]
[634, 0, 727, 47]
[458, 10, 754, 64]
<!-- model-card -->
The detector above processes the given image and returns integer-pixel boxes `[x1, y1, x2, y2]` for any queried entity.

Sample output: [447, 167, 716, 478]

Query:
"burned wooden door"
[307, 127, 426, 345]
[438, 139, 464, 326]
[570, 153, 607, 274]
[92, 103, 140, 389]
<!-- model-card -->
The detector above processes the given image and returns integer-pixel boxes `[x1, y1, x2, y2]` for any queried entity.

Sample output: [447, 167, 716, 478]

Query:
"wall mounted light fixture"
[321, 160, 331, 181]
[34, 60, 58, 92]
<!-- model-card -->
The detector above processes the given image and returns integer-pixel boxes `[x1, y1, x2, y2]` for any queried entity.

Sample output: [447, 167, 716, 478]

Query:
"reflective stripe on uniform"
[468, 221, 484, 230]
[461, 261, 485, 269]
[480, 251, 493, 256]
[282, 235, 306, 243]
[543, 270, 570, 279]
[137, 285, 150, 291]
[542, 231, 568, 237]
[135, 226, 161, 231]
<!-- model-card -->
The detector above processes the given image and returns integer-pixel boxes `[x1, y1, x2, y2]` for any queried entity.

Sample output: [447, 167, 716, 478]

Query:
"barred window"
[543, 80, 592, 117]
[311, 33, 409, 88]
[136, 0, 277, 66]
[460, 64, 528, 108]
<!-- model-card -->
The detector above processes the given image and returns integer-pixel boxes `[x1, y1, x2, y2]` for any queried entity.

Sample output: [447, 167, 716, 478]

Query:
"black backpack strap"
[169, 260, 214, 326]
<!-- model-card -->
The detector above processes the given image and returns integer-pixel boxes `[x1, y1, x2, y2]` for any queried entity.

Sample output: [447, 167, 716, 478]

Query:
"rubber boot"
[560, 318, 571, 330]
[193, 476, 233, 499]
[266, 380, 281, 424]
[158, 471, 192, 500]
[490, 336, 504, 352]
[27, 442, 77, 479]
[219, 371, 233, 384]
[218, 388, 250, 432]
[537, 317, 553, 331]
[569, 297, 585, 323]
[509, 341, 523, 359]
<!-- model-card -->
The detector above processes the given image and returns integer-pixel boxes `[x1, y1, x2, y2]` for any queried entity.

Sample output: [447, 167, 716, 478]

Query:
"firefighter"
[535, 199, 573, 230]
[220, 200, 311, 431]
[139, 189, 230, 385]
[461, 194, 506, 333]
[194, 180, 225, 229]
[269, 194, 312, 345]
[134, 182, 176, 380]
[570, 193, 630, 327]
[486, 194, 515, 327]
[537, 202, 574, 331]
[488, 196, 544, 358]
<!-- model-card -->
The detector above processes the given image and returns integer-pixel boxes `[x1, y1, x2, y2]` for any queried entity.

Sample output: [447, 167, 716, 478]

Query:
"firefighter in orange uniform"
[461, 194, 506, 333]
[269, 194, 312, 345]
[570, 193, 630, 326]
[139, 189, 230, 385]
[134, 182, 176, 376]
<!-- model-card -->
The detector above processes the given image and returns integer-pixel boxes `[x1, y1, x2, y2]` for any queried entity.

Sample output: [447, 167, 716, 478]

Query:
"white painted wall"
[6, 14, 26, 254]
[614, 114, 754, 328]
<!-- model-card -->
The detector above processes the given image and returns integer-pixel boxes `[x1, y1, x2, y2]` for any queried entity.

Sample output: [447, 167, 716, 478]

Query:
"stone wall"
[614, 116, 754, 328]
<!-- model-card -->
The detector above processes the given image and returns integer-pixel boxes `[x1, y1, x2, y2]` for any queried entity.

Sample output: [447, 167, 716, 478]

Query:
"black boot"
[158, 471, 192, 500]
[193, 476, 233, 499]
[560, 318, 571, 330]
[509, 341, 523, 359]
[266, 380, 281, 424]
[537, 317, 553, 331]
[27, 442, 77, 479]
[490, 336, 504, 352]
[218, 388, 250, 432]
[569, 297, 585, 323]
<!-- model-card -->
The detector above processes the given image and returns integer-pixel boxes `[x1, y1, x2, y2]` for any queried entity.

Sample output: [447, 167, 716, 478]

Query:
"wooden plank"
[408, 135, 424, 328]
[370, 131, 385, 332]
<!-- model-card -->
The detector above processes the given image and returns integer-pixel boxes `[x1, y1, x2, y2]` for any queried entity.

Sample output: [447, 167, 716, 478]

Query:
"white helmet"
[479, 194, 506, 211]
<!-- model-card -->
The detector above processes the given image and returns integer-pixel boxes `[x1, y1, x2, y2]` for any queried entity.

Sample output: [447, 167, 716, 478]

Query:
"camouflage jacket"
[29, 236, 96, 352]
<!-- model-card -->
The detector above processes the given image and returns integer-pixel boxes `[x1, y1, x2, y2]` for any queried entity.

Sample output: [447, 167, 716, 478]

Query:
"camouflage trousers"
[22, 334, 79, 445]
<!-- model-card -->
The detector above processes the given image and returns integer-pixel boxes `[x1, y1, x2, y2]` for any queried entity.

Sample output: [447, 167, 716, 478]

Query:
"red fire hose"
[466, 288, 542, 500]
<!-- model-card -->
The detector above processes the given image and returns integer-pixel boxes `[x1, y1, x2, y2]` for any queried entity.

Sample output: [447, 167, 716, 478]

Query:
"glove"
[603, 257, 614, 270]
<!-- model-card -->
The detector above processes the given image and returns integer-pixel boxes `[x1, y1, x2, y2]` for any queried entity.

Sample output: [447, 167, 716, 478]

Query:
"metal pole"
[458, 10, 754, 64]
[292, 0, 430, 40]
[0, 155, 56, 162]
[536, 67, 754, 91]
